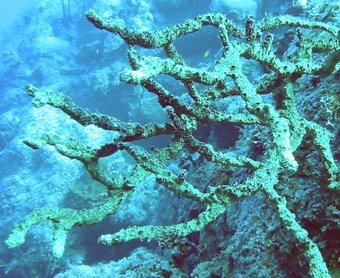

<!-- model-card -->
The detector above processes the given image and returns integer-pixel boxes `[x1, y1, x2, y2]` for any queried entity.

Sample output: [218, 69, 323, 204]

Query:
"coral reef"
[55, 247, 185, 277]
[5, 8, 339, 277]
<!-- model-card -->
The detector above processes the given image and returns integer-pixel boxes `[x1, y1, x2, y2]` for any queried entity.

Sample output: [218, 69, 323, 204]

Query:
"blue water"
[0, 0, 338, 277]
[0, 0, 29, 31]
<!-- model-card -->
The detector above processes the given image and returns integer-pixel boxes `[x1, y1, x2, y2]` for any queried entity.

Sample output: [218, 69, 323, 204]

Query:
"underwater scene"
[0, 0, 339, 277]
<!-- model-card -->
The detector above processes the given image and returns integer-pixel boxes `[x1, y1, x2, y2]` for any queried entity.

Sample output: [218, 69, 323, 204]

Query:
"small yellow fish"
[203, 50, 210, 58]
